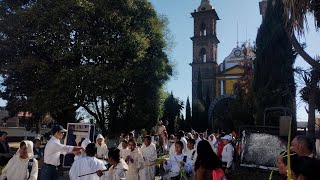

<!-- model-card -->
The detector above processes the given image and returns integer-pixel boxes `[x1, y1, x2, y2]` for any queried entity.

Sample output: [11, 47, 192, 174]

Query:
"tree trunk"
[287, 31, 320, 70]
[107, 101, 121, 139]
[307, 70, 317, 142]
[98, 119, 108, 137]
[34, 114, 41, 134]
[287, 30, 318, 141]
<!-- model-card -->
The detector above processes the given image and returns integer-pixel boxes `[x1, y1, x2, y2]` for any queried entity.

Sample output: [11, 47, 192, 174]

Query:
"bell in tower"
[191, 0, 220, 131]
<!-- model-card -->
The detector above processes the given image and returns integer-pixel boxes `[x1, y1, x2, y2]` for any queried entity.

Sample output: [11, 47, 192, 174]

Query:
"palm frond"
[283, 0, 311, 35]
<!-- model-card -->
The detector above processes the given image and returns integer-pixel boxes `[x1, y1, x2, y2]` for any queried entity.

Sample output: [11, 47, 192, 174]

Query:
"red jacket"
[217, 141, 225, 159]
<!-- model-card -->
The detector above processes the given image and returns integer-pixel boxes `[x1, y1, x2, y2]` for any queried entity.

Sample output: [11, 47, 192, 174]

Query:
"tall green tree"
[253, 0, 297, 127]
[178, 97, 191, 132]
[185, 97, 192, 130]
[196, 70, 203, 100]
[230, 46, 256, 128]
[192, 69, 207, 131]
[163, 92, 183, 135]
[0, 0, 172, 136]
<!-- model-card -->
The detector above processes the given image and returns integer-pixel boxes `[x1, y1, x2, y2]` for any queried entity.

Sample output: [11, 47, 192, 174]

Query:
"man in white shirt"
[199, 133, 204, 140]
[139, 135, 157, 180]
[221, 135, 234, 175]
[290, 135, 315, 158]
[194, 133, 201, 149]
[186, 138, 197, 180]
[96, 134, 108, 159]
[39, 125, 82, 180]
[69, 143, 106, 180]
[186, 139, 197, 166]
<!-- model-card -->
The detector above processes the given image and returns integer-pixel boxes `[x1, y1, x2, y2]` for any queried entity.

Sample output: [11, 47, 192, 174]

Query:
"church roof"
[216, 65, 244, 77]
[223, 47, 244, 62]
[218, 44, 255, 73]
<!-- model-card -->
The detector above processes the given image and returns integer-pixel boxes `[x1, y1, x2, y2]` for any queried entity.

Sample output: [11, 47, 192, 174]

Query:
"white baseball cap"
[221, 135, 232, 141]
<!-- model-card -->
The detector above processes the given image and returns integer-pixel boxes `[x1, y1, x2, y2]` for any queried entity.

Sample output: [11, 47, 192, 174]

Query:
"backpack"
[27, 158, 34, 180]
[190, 150, 196, 161]
[183, 156, 192, 178]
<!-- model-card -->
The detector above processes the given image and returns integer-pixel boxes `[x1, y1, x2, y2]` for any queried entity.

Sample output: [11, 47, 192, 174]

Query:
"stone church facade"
[190, 0, 255, 130]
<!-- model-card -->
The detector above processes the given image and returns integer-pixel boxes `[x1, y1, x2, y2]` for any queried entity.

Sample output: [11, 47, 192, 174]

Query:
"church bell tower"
[191, 0, 220, 106]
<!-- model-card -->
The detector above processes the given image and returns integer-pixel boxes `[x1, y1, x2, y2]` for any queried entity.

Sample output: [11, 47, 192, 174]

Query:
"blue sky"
[0, 0, 318, 122]
[149, 0, 320, 122]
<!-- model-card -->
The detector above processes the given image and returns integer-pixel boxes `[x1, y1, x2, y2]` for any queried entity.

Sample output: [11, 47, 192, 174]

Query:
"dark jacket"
[0, 141, 10, 166]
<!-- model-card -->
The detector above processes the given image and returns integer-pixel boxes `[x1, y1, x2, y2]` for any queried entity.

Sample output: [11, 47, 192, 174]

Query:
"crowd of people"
[277, 135, 320, 180]
[0, 124, 319, 180]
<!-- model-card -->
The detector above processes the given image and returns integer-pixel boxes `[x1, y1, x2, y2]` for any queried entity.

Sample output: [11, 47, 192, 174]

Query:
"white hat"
[96, 134, 105, 142]
[186, 133, 193, 138]
[16, 140, 34, 158]
[221, 135, 232, 141]
[81, 137, 91, 149]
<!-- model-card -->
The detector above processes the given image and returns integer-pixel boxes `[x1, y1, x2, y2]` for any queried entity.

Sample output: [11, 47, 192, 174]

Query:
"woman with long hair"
[194, 140, 226, 180]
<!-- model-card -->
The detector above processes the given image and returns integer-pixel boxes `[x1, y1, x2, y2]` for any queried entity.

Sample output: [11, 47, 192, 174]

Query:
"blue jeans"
[39, 164, 59, 180]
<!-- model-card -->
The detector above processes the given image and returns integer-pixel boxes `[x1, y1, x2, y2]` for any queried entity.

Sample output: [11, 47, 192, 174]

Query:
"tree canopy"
[253, 0, 297, 126]
[162, 92, 183, 135]
[0, 0, 172, 136]
[284, 0, 320, 35]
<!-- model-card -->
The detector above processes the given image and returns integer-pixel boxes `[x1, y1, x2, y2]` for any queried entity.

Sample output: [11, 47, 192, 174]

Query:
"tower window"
[199, 48, 207, 62]
[212, 20, 216, 35]
[200, 23, 206, 36]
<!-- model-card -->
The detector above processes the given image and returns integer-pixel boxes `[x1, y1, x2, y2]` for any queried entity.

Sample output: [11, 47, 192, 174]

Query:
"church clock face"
[234, 49, 241, 57]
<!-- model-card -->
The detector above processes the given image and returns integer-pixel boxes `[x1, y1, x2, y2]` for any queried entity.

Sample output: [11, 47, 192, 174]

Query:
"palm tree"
[283, 0, 320, 140]
[284, 0, 320, 69]
[284, 0, 319, 35]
